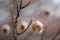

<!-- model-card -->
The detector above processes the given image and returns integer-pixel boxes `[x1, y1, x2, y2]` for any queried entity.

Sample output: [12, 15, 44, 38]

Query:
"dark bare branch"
[10, 0, 32, 40]
[15, 0, 23, 26]
[16, 0, 31, 26]
[20, 0, 31, 9]
[18, 0, 23, 13]
[16, 0, 32, 35]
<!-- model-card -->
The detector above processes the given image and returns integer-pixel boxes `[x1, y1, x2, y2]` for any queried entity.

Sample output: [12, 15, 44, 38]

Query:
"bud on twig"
[2, 24, 11, 36]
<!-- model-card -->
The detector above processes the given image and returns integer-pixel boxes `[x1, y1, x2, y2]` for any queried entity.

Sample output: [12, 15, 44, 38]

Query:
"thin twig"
[10, 5, 17, 40]
[20, 0, 31, 9]
[15, 0, 23, 35]
[9, 0, 31, 40]
[19, 0, 23, 10]
[15, 0, 23, 27]
[17, 18, 32, 35]
[52, 28, 60, 40]
[15, 0, 31, 35]
[15, 0, 31, 26]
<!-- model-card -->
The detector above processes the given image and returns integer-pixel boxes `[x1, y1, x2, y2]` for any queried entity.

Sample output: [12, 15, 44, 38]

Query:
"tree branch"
[15, 0, 23, 26]
[15, 0, 31, 27]
[10, 0, 32, 40]
[20, 0, 31, 9]
[15, 0, 31, 35]
[10, 5, 17, 40]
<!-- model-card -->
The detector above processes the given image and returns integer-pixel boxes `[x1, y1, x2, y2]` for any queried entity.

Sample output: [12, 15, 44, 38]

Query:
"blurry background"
[0, 0, 60, 40]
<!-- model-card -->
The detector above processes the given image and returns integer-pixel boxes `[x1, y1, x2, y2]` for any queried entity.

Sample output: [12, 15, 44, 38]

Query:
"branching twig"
[19, 0, 23, 11]
[52, 28, 60, 40]
[15, 0, 22, 28]
[20, 0, 31, 9]
[15, 0, 31, 27]
[15, 0, 31, 35]
[17, 18, 32, 35]
[10, 0, 31, 40]
[15, 0, 23, 35]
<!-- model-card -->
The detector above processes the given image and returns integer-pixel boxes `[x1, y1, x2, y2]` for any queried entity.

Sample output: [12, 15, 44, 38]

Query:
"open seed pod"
[20, 21, 28, 31]
[32, 20, 43, 33]
[2, 24, 11, 36]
